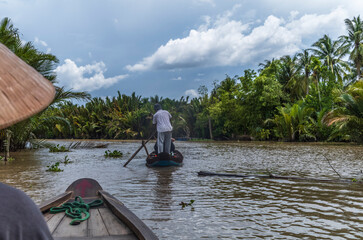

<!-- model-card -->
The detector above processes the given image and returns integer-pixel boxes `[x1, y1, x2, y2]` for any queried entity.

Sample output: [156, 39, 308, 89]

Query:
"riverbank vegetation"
[0, 16, 362, 152]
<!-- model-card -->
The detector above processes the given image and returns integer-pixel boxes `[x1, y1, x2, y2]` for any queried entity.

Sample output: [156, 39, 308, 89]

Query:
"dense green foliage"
[1, 16, 362, 150]
[35, 77, 362, 142]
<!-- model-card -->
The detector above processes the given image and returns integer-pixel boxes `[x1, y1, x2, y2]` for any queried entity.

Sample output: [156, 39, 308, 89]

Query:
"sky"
[0, 0, 362, 100]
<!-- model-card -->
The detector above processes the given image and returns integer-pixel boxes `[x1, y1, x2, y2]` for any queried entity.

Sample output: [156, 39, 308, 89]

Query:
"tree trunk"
[291, 130, 296, 142]
[357, 61, 361, 81]
[316, 79, 322, 111]
[208, 117, 213, 140]
[305, 71, 310, 95]
[5, 130, 11, 161]
[198, 171, 354, 184]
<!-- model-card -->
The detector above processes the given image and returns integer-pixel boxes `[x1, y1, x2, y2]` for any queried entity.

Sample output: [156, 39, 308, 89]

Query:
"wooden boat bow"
[39, 178, 158, 240]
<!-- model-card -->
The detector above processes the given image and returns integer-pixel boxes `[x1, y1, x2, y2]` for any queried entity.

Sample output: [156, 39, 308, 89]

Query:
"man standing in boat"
[153, 103, 173, 154]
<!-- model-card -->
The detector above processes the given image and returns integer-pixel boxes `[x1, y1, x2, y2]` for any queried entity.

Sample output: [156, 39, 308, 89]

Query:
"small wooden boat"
[146, 150, 183, 167]
[39, 178, 158, 240]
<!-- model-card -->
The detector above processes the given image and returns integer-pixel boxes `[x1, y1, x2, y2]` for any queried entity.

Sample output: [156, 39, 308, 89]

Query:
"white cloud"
[194, 0, 215, 7]
[126, 6, 349, 72]
[286, 6, 348, 38]
[34, 37, 51, 53]
[172, 76, 182, 81]
[34, 37, 47, 47]
[289, 11, 299, 21]
[55, 59, 128, 91]
[185, 89, 199, 98]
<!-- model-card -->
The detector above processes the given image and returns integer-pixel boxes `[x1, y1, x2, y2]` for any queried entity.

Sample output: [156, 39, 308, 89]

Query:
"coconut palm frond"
[53, 86, 91, 105]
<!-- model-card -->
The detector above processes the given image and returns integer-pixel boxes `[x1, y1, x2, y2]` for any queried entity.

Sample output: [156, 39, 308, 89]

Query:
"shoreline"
[42, 139, 362, 146]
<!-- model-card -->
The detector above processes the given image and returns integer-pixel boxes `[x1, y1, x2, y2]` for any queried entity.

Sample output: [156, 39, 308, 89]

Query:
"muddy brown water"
[0, 140, 362, 239]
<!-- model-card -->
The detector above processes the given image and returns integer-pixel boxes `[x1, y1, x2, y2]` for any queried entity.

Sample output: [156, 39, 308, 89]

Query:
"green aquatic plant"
[0, 156, 15, 162]
[63, 155, 73, 164]
[46, 162, 63, 172]
[104, 150, 123, 158]
[179, 200, 195, 209]
[49, 144, 69, 152]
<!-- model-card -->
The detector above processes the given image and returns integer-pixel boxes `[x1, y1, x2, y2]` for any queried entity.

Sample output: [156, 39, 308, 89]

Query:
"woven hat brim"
[0, 43, 55, 130]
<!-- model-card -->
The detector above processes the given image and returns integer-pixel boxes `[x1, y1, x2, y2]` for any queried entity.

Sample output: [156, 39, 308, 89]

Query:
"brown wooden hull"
[39, 178, 158, 240]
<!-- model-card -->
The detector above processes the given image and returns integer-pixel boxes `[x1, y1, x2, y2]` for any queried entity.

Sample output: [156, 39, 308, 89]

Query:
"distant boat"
[174, 137, 190, 141]
[39, 178, 158, 240]
[146, 150, 183, 167]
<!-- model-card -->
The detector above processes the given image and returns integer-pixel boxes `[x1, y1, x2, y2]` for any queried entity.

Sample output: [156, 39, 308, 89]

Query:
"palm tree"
[0, 17, 20, 50]
[310, 34, 350, 84]
[296, 49, 312, 95]
[258, 58, 276, 72]
[0, 17, 90, 150]
[323, 80, 363, 142]
[14, 41, 59, 82]
[1, 18, 59, 82]
[309, 57, 326, 110]
[340, 16, 363, 81]
[266, 102, 314, 141]
[259, 58, 280, 77]
[275, 55, 305, 100]
[276, 55, 300, 85]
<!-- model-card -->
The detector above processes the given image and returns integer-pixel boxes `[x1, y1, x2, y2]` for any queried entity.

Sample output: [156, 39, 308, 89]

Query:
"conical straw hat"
[0, 43, 55, 130]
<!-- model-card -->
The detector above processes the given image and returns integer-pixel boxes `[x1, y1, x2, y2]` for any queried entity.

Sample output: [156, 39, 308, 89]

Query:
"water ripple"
[0, 141, 362, 239]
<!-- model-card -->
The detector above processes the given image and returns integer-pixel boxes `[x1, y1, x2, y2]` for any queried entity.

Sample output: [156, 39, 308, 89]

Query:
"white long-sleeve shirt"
[153, 110, 173, 132]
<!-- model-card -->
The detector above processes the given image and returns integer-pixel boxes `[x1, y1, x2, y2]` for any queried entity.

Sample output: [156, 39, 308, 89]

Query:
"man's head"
[154, 103, 162, 112]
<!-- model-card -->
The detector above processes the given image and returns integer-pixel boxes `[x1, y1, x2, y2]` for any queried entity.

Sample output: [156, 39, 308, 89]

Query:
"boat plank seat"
[44, 206, 137, 239]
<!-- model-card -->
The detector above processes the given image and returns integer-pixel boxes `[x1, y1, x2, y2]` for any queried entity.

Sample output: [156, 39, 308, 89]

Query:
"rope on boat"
[50, 196, 103, 225]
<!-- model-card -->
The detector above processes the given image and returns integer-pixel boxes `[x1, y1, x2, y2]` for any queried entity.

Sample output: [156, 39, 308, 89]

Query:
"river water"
[0, 140, 362, 239]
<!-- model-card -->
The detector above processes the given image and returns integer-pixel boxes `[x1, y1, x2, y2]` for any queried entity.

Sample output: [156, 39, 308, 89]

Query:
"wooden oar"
[123, 131, 156, 167]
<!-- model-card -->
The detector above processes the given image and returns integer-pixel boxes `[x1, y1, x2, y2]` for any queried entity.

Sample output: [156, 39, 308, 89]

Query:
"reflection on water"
[0, 140, 362, 239]
[152, 168, 174, 216]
